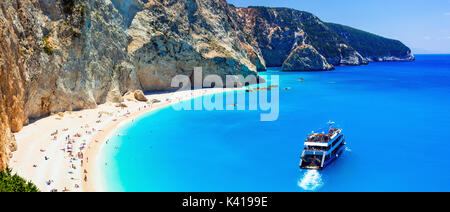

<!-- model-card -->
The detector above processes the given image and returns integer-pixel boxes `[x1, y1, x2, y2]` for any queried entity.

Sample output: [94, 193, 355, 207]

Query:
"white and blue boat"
[300, 121, 346, 170]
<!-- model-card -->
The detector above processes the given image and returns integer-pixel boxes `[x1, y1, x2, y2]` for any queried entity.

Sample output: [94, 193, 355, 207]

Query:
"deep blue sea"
[98, 55, 450, 192]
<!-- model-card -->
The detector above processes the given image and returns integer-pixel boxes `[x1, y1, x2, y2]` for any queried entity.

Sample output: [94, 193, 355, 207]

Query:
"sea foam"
[298, 170, 323, 191]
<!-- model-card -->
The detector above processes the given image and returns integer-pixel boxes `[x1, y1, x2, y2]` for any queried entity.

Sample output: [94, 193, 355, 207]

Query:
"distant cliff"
[0, 0, 414, 170]
[326, 23, 414, 62]
[233, 6, 366, 71]
[233, 6, 414, 71]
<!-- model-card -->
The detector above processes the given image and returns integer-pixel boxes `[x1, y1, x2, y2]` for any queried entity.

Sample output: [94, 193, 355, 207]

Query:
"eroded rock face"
[23, 0, 142, 120]
[282, 45, 334, 71]
[0, 121, 17, 170]
[0, 119, 17, 170]
[128, 0, 265, 91]
[233, 6, 366, 70]
[0, 0, 27, 169]
[0, 0, 138, 168]
[233, 6, 307, 67]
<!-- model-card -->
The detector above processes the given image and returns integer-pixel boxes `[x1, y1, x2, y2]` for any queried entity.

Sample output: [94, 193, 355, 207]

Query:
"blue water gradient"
[99, 55, 450, 192]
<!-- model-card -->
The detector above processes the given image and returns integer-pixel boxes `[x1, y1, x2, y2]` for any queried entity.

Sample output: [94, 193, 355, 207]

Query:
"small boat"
[300, 121, 346, 170]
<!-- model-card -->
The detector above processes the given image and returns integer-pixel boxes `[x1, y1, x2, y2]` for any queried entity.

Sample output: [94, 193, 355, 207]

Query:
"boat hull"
[300, 142, 346, 170]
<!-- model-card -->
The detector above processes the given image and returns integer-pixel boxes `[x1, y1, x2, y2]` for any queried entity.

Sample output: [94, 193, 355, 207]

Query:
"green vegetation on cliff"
[0, 168, 39, 192]
[302, 18, 352, 59]
[43, 35, 53, 55]
[326, 23, 412, 59]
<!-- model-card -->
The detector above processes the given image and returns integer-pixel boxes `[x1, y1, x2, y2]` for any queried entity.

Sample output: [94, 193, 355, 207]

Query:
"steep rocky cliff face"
[0, 0, 26, 170]
[1, 0, 137, 169]
[127, 0, 265, 90]
[0, 0, 415, 170]
[9, 0, 264, 121]
[23, 0, 140, 120]
[233, 6, 366, 71]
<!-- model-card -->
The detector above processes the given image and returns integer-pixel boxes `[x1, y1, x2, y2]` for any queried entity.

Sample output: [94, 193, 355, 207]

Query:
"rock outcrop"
[134, 90, 148, 102]
[282, 45, 334, 71]
[0, 0, 415, 170]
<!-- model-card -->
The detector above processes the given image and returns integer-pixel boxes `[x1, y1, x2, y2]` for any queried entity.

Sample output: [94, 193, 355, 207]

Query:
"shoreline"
[10, 87, 242, 192]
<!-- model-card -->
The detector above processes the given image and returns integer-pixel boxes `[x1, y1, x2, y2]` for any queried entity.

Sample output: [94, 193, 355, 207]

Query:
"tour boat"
[300, 121, 346, 170]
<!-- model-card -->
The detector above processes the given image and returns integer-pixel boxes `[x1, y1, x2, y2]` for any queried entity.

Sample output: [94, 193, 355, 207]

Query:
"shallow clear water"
[99, 55, 450, 192]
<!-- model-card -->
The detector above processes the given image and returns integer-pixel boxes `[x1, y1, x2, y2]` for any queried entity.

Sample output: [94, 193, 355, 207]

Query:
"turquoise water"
[99, 55, 450, 192]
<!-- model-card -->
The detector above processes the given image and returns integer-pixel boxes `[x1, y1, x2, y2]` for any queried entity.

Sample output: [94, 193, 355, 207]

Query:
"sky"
[227, 0, 450, 54]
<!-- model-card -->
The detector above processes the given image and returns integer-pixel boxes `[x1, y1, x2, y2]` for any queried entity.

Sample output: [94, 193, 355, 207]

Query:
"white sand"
[10, 88, 241, 192]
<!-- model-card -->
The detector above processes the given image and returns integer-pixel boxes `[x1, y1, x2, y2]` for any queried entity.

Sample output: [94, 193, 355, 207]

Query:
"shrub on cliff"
[43, 35, 54, 55]
[0, 168, 39, 192]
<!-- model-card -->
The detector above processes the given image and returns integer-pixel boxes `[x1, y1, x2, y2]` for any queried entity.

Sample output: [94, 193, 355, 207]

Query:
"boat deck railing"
[305, 147, 326, 152]
[303, 150, 326, 155]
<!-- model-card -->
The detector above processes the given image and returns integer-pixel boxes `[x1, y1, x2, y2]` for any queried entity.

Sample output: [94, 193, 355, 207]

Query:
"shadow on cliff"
[110, 0, 146, 28]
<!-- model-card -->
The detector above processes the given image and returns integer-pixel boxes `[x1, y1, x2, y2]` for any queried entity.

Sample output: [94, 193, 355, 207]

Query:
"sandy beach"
[10, 88, 240, 192]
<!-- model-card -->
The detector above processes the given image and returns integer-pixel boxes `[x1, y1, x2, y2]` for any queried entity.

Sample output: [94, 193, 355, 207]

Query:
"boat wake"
[345, 147, 352, 152]
[298, 170, 323, 191]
